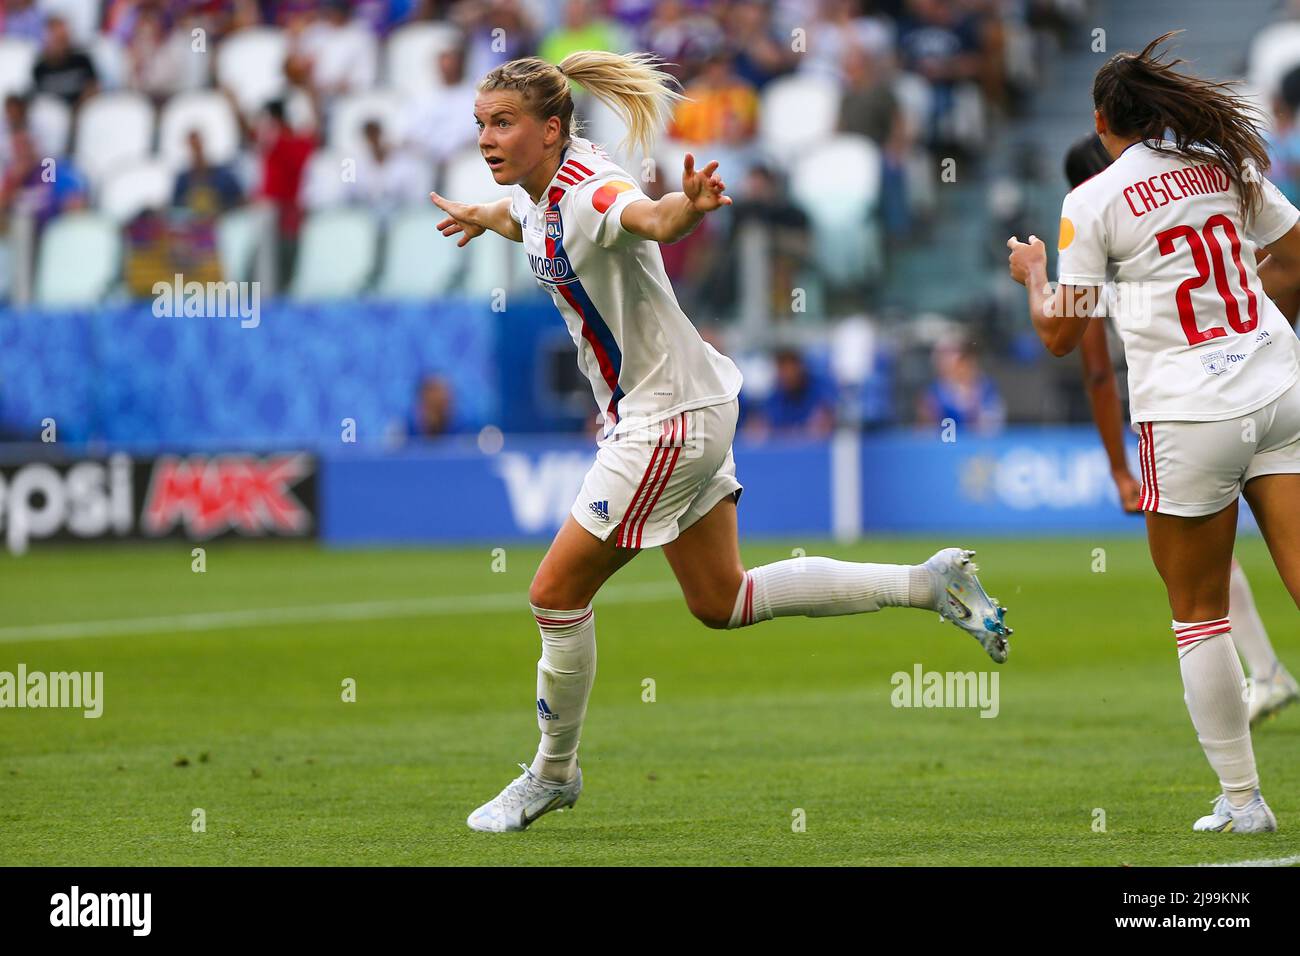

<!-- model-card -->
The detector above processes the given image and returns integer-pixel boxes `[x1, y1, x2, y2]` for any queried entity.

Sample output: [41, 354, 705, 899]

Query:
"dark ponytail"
[1093, 31, 1269, 220]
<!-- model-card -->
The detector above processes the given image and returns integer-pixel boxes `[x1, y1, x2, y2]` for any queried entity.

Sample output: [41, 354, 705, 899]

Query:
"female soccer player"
[1009, 34, 1300, 833]
[1062, 133, 1299, 730]
[431, 51, 1011, 832]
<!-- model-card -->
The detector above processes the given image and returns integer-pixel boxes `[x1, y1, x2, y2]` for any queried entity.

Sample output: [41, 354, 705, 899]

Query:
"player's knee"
[528, 575, 576, 612]
[686, 576, 744, 629]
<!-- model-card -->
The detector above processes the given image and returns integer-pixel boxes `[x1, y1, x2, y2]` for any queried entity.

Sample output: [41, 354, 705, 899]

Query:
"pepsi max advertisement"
[0, 452, 318, 554]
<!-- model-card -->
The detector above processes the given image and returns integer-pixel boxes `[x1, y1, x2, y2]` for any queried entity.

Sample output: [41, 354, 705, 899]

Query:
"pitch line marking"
[1196, 853, 1300, 868]
[0, 581, 682, 644]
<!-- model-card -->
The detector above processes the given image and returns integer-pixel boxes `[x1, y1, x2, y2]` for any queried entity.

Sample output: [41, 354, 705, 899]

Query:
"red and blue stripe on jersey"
[544, 160, 625, 426]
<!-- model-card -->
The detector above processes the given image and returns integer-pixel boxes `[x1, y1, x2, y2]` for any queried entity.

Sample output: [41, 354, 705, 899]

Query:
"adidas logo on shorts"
[588, 500, 609, 521]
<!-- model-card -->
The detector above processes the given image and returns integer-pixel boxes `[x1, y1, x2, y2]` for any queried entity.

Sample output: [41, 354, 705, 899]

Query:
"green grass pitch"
[0, 535, 1296, 866]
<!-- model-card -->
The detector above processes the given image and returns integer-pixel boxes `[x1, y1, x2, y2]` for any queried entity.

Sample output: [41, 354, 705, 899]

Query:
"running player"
[1063, 132, 1299, 728]
[431, 52, 1011, 832]
[1009, 34, 1300, 833]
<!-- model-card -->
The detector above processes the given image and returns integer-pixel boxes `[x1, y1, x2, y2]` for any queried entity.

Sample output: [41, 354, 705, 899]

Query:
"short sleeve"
[507, 186, 527, 225]
[1056, 189, 1108, 287]
[572, 175, 650, 249]
[1248, 174, 1300, 247]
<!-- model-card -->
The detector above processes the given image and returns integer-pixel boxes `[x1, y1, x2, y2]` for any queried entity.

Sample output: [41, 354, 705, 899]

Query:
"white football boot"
[924, 548, 1011, 663]
[466, 763, 582, 833]
[1248, 664, 1299, 727]
[1192, 789, 1277, 833]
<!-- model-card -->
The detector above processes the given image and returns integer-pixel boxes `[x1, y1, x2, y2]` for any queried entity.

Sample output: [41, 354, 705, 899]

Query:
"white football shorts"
[1136, 379, 1300, 517]
[570, 398, 743, 549]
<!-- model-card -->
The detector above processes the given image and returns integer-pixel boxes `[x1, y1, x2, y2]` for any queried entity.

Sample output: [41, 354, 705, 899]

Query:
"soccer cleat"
[1192, 789, 1277, 833]
[1248, 664, 1300, 727]
[466, 763, 582, 832]
[924, 548, 1011, 664]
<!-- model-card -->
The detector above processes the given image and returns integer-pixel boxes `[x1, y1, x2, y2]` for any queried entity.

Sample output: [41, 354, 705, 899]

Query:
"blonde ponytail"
[479, 52, 683, 159]
[557, 51, 684, 157]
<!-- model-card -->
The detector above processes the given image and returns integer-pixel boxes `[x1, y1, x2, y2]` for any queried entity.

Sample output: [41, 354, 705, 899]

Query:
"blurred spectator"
[839, 43, 911, 236]
[799, 0, 895, 83]
[297, 1, 380, 101]
[642, 0, 721, 78]
[0, 128, 87, 230]
[747, 348, 837, 439]
[1266, 63, 1300, 206]
[2, 0, 45, 43]
[32, 16, 98, 110]
[407, 374, 456, 437]
[668, 52, 760, 183]
[345, 119, 428, 219]
[402, 46, 477, 168]
[723, 0, 795, 90]
[895, 0, 982, 148]
[705, 163, 810, 318]
[455, 0, 536, 79]
[254, 99, 316, 281]
[917, 338, 1005, 434]
[125, 6, 190, 105]
[539, 0, 625, 64]
[0, 94, 26, 167]
[173, 129, 244, 217]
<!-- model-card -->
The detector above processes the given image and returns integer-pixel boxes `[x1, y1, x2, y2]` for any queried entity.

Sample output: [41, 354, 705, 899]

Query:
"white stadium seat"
[74, 91, 155, 186]
[37, 0, 101, 44]
[158, 90, 240, 168]
[442, 146, 502, 204]
[299, 149, 350, 209]
[789, 134, 882, 286]
[35, 211, 121, 307]
[0, 37, 37, 98]
[87, 33, 126, 90]
[216, 26, 287, 113]
[290, 208, 379, 300]
[328, 89, 405, 156]
[384, 21, 462, 97]
[216, 205, 265, 282]
[28, 94, 71, 157]
[98, 158, 174, 223]
[758, 73, 841, 167]
[375, 206, 460, 299]
[1248, 21, 1300, 99]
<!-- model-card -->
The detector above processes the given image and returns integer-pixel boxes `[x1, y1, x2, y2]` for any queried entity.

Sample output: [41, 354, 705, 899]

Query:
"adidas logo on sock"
[588, 500, 609, 522]
[537, 698, 559, 720]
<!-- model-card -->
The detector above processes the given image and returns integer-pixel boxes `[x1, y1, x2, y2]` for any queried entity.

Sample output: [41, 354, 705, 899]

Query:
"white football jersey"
[1058, 140, 1300, 421]
[508, 136, 742, 437]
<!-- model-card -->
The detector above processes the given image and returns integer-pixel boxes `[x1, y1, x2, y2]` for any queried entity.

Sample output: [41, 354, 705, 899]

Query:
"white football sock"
[1175, 620, 1258, 808]
[726, 557, 935, 628]
[1228, 560, 1280, 680]
[528, 603, 596, 786]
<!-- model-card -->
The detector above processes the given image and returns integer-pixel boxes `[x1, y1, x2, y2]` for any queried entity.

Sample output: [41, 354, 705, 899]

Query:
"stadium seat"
[74, 91, 155, 187]
[299, 149, 350, 209]
[758, 73, 841, 167]
[87, 33, 126, 90]
[375, 206, 460, 299]
[289, 208, 379, 300]
[384, 21, 462, 96]
[0, 37, 36, 98]
[158, 90, 240, 168]
[28, 94, 72, 157]
[34, 211, 121, 306]
[892, 72, 933, 139]
[98, 158, 174, 223]
[1248, 21, 1300, 98]
[328, 89, 406, 156]
[37, 0, 100, 44]
[462, 231, 517, 297]
[789, 134, 882, 287]
[442, 145, 504, 204]
[215, 26, 287, 113]
[216, 204, 265, 282]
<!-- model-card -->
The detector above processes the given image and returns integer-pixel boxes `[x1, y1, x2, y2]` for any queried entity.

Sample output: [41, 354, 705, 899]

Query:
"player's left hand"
[682, 153, 732, 213]
[1006, 235, 1046, 286]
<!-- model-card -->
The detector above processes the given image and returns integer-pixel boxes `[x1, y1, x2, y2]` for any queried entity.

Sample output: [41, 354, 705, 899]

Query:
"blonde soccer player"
[431, 52, 1011, 832]
[1010, 34, 1300, 833]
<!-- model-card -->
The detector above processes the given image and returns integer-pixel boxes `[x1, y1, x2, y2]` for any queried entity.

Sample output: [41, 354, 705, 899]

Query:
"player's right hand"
[431, 191, 486, 247]
[1112, 468, 1142, 513]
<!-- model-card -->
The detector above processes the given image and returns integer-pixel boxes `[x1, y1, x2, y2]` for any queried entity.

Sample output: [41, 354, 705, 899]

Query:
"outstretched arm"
[620, 153, 732, 244]
[1006, 234, 1095, 357]
[431, 193, 522, 245]
[1079, 317, 1141, 512]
